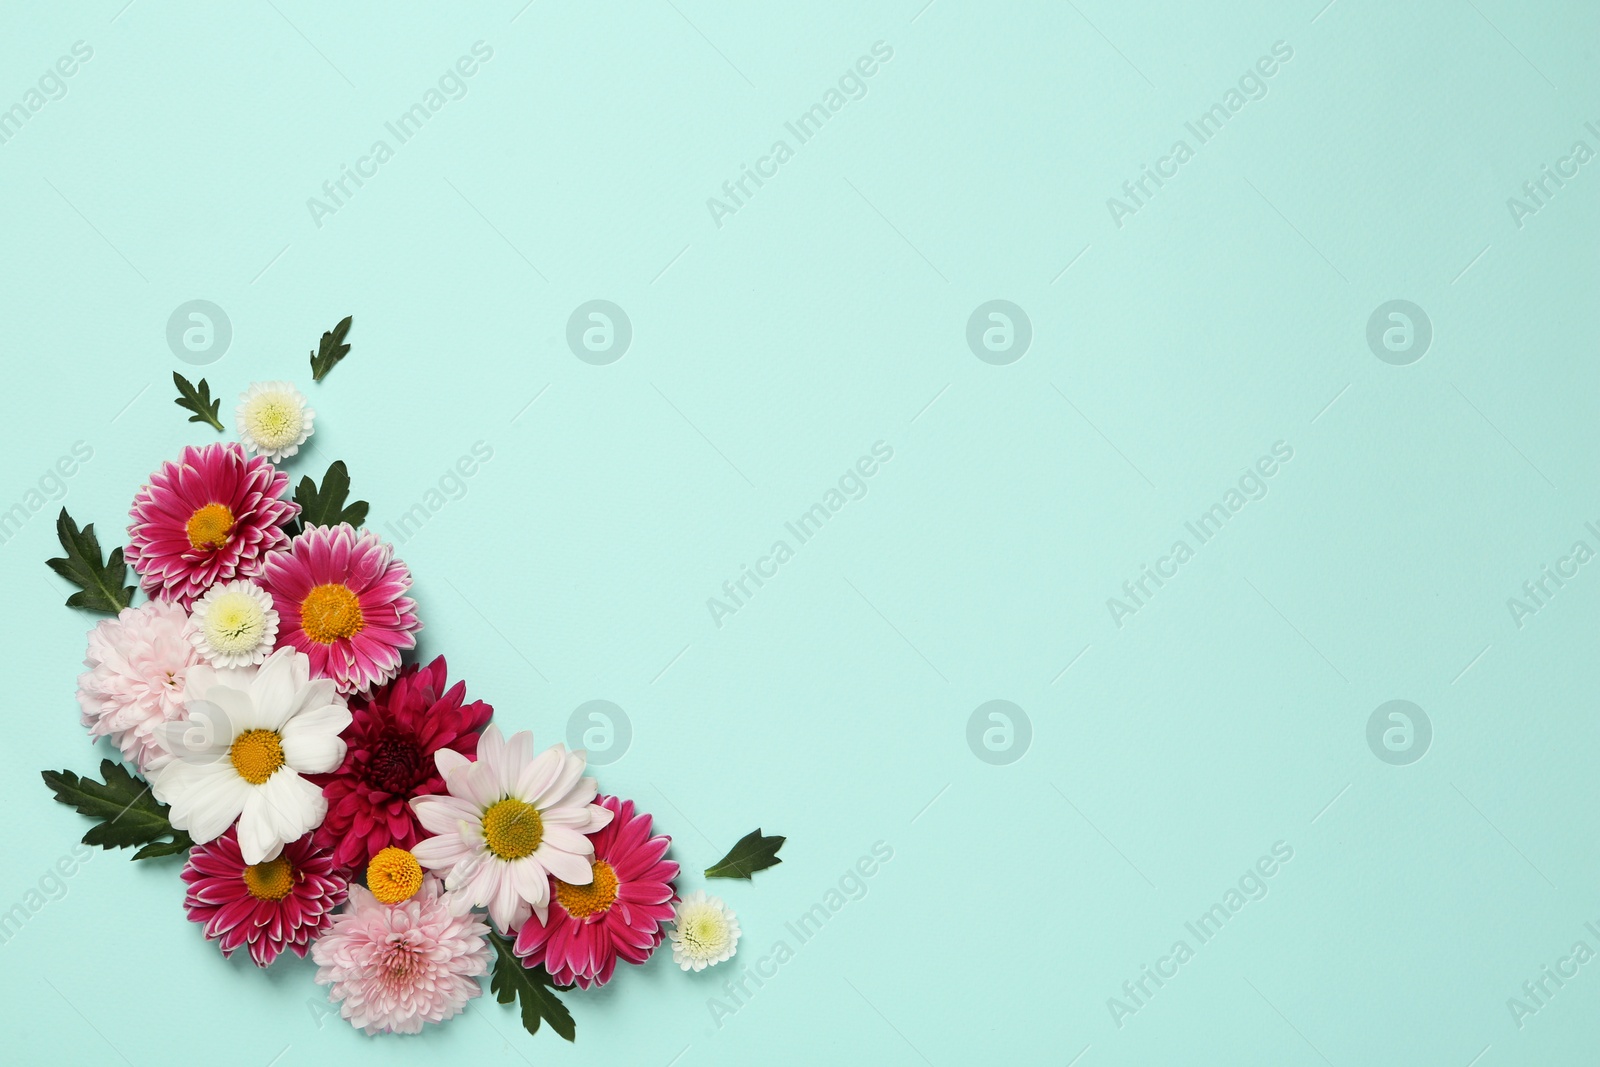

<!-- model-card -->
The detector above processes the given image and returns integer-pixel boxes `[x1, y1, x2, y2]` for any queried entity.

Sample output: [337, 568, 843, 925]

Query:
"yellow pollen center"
[481, 798, 543, 860]
[243, 855, 294, 900]
[367, 847, 425, 904]
[300, 583, 364, 643]
[229, 729, 285, 785]
[185, 503, 235, 550]
[554, 860, 620, 920]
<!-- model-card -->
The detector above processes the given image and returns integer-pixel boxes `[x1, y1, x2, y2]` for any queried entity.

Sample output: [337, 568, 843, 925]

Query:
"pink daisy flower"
[259, 523, 420, 695]
[312, 878, 490, 1035]
[180, 827, 348, 968]
[513, 795, 679, 988]
[77, 600, 200, 773]
[313, 657, 493, 873]
[126, 442, 297, 608]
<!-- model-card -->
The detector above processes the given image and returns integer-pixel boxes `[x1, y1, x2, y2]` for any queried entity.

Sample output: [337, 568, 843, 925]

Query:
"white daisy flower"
[236, 380, 314, 461]
[188, 579, 279, 668]
[151, 646, 350, 864]
[669, 890, 740, 971]
[410, 725, 614, 933]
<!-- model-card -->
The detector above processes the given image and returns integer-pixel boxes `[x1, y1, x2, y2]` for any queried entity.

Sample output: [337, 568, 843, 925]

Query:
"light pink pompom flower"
[312, 878, 490, 1035]
[259, 523, 420, 695]
[126, 442, 297, 608]
[77, 600, 200, 773]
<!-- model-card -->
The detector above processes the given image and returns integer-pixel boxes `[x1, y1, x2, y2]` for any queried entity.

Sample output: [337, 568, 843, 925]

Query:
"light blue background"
[2, 1, 1598, 1063]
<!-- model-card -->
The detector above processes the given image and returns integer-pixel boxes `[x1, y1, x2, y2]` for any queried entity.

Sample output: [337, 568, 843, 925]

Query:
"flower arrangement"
[41, 318, 785, 1040]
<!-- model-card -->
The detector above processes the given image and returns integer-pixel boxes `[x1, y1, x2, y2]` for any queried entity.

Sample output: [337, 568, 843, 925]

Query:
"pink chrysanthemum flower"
[126, 442, 297, 608]
[313, 657, 493, 873]
[312, 878, 490, 1035]
[259, 523, 420, 695]
[180, 827, 348, 968]
[77, 600, 201, 773]
[513, 795, 679, 988]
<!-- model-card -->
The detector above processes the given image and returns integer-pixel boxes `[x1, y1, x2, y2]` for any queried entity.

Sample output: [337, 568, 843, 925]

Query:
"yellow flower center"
[229, 729, 285, 785]
[243, 855, 294, 900]
[185, 502, 235, 550]
[481, 798, 543, 860]
[367, 847, 424, 904]
[554, 860, 619, 920]
[300, 583, 364, 643]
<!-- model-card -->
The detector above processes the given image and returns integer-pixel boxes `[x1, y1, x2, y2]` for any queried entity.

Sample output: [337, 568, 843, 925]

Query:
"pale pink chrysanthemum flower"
[77, 600, 201, 773]
[311, 878, 490, 1035]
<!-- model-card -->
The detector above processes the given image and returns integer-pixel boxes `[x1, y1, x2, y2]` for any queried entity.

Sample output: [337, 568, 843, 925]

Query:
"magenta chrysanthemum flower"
[312, 878, 490, 1035]
[512, 796, 679, 988]
[180, 827, 348, 968]
[259, 523, 420, 695]
[77, 600, 200, 773]
[313, 657, 493, 872]
[126, 442, 297, 608]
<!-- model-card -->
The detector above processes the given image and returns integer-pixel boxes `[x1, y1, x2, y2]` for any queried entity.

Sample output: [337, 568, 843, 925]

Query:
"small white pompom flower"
[236, 381, 314, 461]
[669, 890, 740, 971]
[188, 579, 279, 668]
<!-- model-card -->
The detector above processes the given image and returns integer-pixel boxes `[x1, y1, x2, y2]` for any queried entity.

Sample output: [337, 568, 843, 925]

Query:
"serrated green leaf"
[289, 461, 368, 534]
[309, 315, 353, 381]
[705, 828, 785, 880]
[171, 372, 223, 431]
[46, 510, 134, 614]
[488, 931, 575, 1042]
[41, 760, 192, 860]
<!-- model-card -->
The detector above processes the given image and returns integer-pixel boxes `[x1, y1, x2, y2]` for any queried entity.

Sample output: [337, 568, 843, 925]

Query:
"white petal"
[511, 856, 551, 905]
[500, 731, 534, 795]
[434, 748, 471, 780]
[536, 845, 593, 885]
[413, 833, 474, 870]
[412, 795, 480, 835]
[279, 704, 352, 772]
[531, 748, 586, 808]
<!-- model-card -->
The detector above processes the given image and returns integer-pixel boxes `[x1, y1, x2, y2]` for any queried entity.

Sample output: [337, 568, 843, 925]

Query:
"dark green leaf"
[309, 315, 353, 381]
[46, 510, 134, 614]
[487, 931, 575, 1042]
[289, 461, 368, 534]
[705, 828, 785, 880]
[41, 760, 193, 860]
[171, 372, 223, 431]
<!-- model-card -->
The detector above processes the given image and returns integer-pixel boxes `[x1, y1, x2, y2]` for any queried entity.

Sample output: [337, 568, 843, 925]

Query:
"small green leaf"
[289, 461, 368, 534]
[41, 760, 193, 859]
[487, 931, 575, 1042]
[46, 510, 135, 614]
[309, 315, 353, 381]
[171, 372, 223, 431]
[705, 828, 785, 880]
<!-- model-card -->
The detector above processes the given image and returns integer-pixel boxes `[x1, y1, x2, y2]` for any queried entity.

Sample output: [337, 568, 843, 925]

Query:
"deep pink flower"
[259, 523, 420, 694]
[126, 442, 297, 607]
[180, 827, 348, 967]
[313, 657, 492, 872]
[512, 795, 679, 988]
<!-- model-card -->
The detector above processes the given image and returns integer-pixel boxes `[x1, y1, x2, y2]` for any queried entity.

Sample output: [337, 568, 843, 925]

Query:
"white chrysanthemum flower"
[410, 726, 615, 934]
[151, 646, 350, 864]
[236, 380, 314, 461]
[188, 579, 279, 668]
[669, 890, 740, 971]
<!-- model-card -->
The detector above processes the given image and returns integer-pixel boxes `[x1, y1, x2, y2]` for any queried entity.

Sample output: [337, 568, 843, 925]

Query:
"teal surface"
[1, 1, 1598, 1064]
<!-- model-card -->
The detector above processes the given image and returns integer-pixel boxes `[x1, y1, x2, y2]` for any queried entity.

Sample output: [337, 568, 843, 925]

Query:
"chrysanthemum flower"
[312, 878, 490, 1035]
[260, 524, 420, 695]
[669, 890, 740, 971]
[410, 726, 614, 933]
[513, 795, 679, 988]
[188, 579, 279, 668]
[236, 381, 314, 461]
[367, 847, 424, 904]
[181, 827, 348, 967]
[312, 657, 491, 872]
[77, 600, 200, 774]
[126, 442, 298, 608]
[152, 646, 351, 864]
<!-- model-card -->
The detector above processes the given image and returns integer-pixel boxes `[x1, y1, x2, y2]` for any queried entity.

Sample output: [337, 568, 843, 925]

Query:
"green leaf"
[487, 931, 575, 1042]
[705, 828, 785, 880]
[41, 760, 193, 860]
[309, 315, 353, 381]
[46, 510, 134, 614]
[171, 372, 223, 431]
[290, 461, 368, 534]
